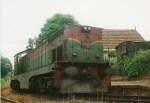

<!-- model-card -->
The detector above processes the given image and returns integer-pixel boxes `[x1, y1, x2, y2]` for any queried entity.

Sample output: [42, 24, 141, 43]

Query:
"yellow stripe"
[91, 41, 102, 45]
[66, 38, 102, 45]
[66, 38, 81, 44]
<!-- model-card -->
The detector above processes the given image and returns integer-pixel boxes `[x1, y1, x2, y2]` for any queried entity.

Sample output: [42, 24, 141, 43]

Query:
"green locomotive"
[11, 25, 111, 93]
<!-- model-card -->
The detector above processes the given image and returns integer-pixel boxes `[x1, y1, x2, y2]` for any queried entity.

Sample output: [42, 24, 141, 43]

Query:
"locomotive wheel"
[10, 80, 20, 91]
[38, 79, 46, 93]
[30, 78, 46, 93]
[29, 79, 38, 93]
[46, 86, 60, 96]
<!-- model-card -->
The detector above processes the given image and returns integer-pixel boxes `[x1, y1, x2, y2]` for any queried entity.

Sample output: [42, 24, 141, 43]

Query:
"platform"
[111, 79, 150, 88]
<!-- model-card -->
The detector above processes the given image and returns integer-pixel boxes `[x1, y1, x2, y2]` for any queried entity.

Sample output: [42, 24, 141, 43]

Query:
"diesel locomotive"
[11, 25, 111, 94]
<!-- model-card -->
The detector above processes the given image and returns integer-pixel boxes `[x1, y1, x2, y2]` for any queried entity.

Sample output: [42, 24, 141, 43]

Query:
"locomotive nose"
[64, 66, 79, 77]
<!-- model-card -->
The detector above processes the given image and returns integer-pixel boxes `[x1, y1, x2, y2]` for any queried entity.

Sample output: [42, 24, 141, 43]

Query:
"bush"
[110, 64, 121, 76]
[106, 50, 117, 64]
[1, 55, 12, 78]
[0, 72, 11, 86]
[122, 50, 150, 79]
[108, 51, 117, 58]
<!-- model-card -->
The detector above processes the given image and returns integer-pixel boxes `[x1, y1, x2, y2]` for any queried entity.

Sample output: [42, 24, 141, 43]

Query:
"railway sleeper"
[103, 95, 150, 102]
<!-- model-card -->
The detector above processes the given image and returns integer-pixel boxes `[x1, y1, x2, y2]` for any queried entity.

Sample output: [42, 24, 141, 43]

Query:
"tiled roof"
[102, 29, 145, 49]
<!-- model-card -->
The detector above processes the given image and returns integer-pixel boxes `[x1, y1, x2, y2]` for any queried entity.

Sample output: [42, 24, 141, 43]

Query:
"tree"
[1, 55, 12, 78]
[122, 50, 150, 79]
[35, 14, 78, 46]
[26, 38, 36, 49]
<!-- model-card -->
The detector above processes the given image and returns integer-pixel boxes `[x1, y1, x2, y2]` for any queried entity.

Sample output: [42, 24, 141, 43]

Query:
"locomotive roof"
[44, 24, 103, 44]
[14, 24, 103, 56]
[29, 24, 103, 49]
[14, 49, 33, 57]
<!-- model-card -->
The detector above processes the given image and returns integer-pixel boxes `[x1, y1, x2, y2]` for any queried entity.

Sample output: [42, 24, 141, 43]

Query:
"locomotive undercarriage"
[11, 62, 110, 94]
[29, 72, 58, 93]
[10, 80, 20, 91]
[60, 78, 109, 94]
[27, 75, 109, 94]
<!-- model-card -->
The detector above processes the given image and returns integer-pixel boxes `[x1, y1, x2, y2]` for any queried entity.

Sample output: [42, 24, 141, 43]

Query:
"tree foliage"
[122, 50, 150, 79]
[107, 50, 117, 64]
[26, 38, 36, 49]
[32, 14, 78, 47]
[1, 55, 12, 78]
[108, 50, 117, 58]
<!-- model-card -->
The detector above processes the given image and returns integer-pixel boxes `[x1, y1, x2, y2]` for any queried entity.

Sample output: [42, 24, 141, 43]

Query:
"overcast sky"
[1, 0, 150, 64]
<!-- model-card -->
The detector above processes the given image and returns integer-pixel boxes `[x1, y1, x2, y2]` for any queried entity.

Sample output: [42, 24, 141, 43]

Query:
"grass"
[0, 79, 6, 86]
[0, 73, 11, 87]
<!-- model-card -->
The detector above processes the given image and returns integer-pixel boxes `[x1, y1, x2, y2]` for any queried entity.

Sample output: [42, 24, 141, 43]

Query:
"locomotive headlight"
[84, 26, 88, 30]
[83, 26, 91, 32]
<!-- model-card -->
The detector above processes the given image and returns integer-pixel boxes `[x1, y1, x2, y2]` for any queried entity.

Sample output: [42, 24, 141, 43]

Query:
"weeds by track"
[0, 96, 21, 103]
[1, 85, 150, 103]
[34, 92, 150, 103]
[1, 94, 150, 103]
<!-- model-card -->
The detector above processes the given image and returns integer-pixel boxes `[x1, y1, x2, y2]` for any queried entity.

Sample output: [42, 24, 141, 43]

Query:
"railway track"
[102, 95, 150, 103]
[0, 96, 21, 103]
[49, 93, 150, 103]
[1, 84, 150, 103]
[101, 85, 150, 102]
[1, 94, 150, 103]
[72, 95, 150, 103]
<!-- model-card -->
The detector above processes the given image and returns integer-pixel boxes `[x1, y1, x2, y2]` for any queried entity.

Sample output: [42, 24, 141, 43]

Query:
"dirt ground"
[1, 86, 104, 103]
